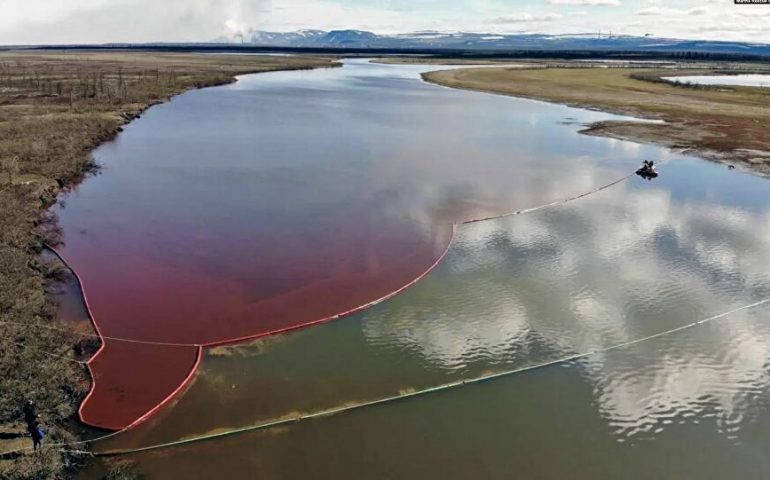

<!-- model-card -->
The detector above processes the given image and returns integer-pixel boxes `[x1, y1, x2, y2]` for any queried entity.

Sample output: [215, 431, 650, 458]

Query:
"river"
[60, 59, 770, 479]
[663, 74, 770, 88]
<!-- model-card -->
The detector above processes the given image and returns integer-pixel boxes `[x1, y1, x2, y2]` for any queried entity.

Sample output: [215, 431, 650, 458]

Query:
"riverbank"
[0, 51, 338, 479]
[373, 57, 536, 66]
[422, 66, 770, 176]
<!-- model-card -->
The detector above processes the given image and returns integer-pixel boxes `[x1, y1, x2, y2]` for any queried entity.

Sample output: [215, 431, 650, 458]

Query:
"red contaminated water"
[61, 216, 453, 429]
[54, 62, 630, 430]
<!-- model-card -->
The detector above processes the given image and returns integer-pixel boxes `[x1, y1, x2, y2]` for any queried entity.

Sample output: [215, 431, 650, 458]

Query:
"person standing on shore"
[22, 400, 45, 450]
[22, 400, 37, 426]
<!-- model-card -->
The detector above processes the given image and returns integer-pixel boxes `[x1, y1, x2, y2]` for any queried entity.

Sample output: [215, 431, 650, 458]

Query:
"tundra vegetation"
[0, 51, 338, 479]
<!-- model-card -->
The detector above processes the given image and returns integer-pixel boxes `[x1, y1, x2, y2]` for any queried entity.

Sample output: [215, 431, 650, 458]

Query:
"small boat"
[636, 160, 658, 179]
[636, 168, 658, 179]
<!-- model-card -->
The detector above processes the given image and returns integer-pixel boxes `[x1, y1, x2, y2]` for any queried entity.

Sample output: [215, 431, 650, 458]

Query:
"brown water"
[67, 60, 770, 479]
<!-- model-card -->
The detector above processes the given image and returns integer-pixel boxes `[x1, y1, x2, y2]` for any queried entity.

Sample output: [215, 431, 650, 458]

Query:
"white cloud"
[636, 6, 662, 15]
[364, 167, 770, 439]
[488, 13, 564, 24]
[637, 6, 711, 16]
[0, 0, 421, 44]
[0, 0, 273, 44]
[547, 0, 622, 6]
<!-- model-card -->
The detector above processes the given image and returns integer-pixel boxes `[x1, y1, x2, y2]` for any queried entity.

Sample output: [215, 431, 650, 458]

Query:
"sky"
[1, 0, 769, 45]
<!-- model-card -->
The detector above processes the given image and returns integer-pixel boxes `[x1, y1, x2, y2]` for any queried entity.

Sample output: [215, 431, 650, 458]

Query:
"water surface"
[62, 60, 770, 478]
[57, 59, 648, 429]
[663, 74, 770, 87]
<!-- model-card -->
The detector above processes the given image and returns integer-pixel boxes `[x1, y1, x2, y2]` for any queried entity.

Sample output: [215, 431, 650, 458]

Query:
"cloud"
[488, 13, 564, 24]
[364, 163, 770, 440]
[547, 0, 622, 6]
[0, 0, 420, 44]
[636, 6, 662, 15]
[735, 8, 770, 17]
[636, 6, 710, 16]
[0, 0, 274, 44]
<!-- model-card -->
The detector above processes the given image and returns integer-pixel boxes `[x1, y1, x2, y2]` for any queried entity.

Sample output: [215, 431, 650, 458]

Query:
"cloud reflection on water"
[364, 162, 770, 441]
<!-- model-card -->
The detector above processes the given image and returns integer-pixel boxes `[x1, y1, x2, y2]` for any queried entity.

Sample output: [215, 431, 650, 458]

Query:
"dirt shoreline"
[422, 66, 770, 176]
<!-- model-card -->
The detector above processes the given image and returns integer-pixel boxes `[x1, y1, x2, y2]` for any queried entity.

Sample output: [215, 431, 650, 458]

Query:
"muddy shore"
[422, 66, 770, 176]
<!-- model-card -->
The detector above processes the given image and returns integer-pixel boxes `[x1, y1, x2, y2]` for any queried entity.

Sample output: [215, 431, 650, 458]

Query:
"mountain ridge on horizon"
[210, 28, 770, 56]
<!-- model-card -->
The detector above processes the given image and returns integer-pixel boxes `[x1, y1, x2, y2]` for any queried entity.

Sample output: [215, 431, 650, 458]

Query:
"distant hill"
[213, 29, 770, 57]
[12, 29, 770, 60]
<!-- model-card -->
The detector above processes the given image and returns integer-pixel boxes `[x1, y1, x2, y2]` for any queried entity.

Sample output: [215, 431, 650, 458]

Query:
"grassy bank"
[423, 66, 770, 175]
[0, 51, 338, 479]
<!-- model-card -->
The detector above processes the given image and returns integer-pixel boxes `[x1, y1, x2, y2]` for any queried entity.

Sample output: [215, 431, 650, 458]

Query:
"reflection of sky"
[589, 311, 770, 441]
[62, 59, 657, 286]
[364, 160, 770, 441]
[662, 75, 770, 88]
[231, 61, 770, 442]
[658, 157, 770, 213]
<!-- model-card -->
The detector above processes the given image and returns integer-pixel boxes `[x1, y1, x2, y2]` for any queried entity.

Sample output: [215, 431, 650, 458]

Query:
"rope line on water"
[463, 172, 633, 224]
[43, 247, 206, 348]
[85, 296, 770, 457]
[24, 170, 636, 349]
[4, 293, 768, 458]
[0, 157, 734, 457]
[0, 167, 640, 456]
